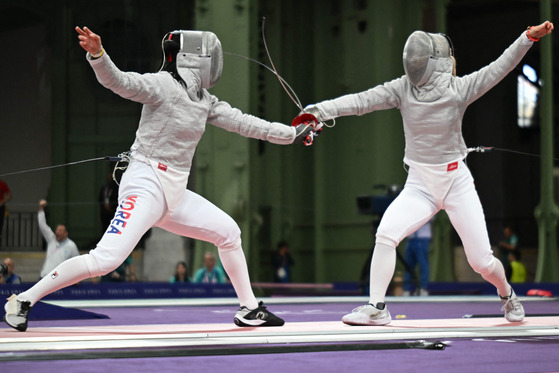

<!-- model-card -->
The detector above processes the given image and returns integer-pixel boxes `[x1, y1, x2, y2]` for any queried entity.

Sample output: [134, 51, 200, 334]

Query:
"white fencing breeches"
[20, 161, 257, 308]
[369, 162, 510, 304]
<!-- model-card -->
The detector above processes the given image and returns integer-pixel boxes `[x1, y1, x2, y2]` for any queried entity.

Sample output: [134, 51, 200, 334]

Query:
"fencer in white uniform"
[3, 27, 313, 331]
[303, 22, 553, 325]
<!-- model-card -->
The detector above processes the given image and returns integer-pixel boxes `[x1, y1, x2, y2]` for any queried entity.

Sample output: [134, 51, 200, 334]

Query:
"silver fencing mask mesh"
[403, 31, 453, 87]
[159, 30, 223, 89]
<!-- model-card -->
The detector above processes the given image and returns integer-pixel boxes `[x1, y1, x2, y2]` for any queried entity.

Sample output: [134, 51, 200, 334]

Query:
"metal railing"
[1, 212, 42, 250]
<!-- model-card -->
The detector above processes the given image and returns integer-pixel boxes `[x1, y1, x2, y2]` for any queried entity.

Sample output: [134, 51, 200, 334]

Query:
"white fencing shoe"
[500, 289, 525, 322]
[234, 301, 285, 327]
[4, 294, 32, 332]
[342, 302, 392, 326]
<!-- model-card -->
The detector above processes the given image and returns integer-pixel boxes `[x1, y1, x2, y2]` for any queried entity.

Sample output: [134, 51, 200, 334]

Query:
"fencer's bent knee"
[469, 254, 497, 276]
[218, 237, 242, 252]
[213, 221, 241, 250]
[375, 230, 400, 248]
[83, 253, 103, 277]
[86, 247, 127, 277]
[375, 217, 408, 247]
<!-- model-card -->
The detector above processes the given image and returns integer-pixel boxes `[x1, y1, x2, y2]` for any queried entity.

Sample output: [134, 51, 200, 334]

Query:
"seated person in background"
[193, 252, 226, 284]
[498, 226, 519, 280]
[101, 255, 136, 282]
[273, 241, 295, 283]
[508, 249, 527, 283]
[38, 200, 80, 279]
[170, 261, 190, 283]
[0, 258, 22, 285]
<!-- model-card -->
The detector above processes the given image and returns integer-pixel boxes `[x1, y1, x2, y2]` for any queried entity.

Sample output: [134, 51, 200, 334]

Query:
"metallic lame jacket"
[311, 32, 533, 165]
[87, 52, 296, 173]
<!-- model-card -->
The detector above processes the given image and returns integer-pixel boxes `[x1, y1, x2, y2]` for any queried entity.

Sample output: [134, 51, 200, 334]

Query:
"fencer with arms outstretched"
[3, 26, 313, 331]
[303, 21, 553, 326]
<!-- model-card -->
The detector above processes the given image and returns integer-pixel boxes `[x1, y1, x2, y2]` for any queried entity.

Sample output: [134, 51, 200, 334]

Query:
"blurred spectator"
[193, 252, 226, 284]
[498, 226, 519, 281]
[0, 258, 21, 284]
[402, 218, 433, 296]
[390, 271, 404, 296]
[38, 199, 80, 278]
[273, 241, 295, 283]
[508, 249, 527, 283]
[170, 261, 190, 283]
[99, 171, 119, 234]
[0, 179, 12, 247]
[101, 255, 136, 282]
[136, 228, 152, 250]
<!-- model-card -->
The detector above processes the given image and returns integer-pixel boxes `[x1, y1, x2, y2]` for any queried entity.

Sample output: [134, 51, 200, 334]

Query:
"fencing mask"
[159, 30, 223, 89]
[402, 31, 453, 87]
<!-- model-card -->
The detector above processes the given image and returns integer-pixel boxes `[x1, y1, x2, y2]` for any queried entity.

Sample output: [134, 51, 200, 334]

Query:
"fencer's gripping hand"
[75, 26, 103, 56]
[528, 21, 554, 39]
[293, 124, 314, 145]
[301, 105, 323, 123]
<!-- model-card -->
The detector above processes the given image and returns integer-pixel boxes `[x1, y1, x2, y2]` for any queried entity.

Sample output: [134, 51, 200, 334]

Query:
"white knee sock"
[218, 245, 258, 310]
[369, 243, 397, 305]
[18, 255, 93, 306]
[480, 257, 511, 298]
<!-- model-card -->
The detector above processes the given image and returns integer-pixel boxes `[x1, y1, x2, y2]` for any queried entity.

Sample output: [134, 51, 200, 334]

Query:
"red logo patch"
[447, 162, 458, 172]
[158, 163, 167, 172]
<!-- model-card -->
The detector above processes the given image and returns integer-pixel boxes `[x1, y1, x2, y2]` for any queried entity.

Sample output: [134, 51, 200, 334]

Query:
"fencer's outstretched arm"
[77, 26, 169, 106]
[302, 79, 403, 123]
[207, 97, 306, 145]
[456, 21, 554, 105]
[75, 26, 308, 145]
[303, 21, 554, 123]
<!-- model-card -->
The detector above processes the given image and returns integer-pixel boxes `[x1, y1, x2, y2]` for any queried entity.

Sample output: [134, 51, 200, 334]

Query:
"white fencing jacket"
[310, 32, 533, 166]
[87, 52, 296, 210]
